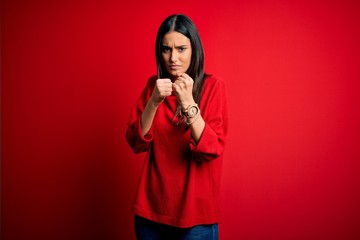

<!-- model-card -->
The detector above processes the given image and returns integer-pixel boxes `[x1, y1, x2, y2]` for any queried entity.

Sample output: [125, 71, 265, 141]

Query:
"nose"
[170, 50, 178, 63]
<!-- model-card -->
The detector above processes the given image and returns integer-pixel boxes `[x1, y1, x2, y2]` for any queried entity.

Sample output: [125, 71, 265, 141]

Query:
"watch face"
[188, 106, 199, 118]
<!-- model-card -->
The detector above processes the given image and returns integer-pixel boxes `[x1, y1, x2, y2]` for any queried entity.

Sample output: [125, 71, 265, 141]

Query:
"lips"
[169, 65, 180, 70]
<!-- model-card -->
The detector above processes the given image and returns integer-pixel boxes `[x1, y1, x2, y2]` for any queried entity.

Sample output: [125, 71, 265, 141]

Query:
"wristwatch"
[181, 104, 200, 118]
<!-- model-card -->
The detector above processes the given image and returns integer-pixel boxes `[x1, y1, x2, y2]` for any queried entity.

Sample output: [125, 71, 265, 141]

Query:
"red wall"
[2, 0, 360, 239]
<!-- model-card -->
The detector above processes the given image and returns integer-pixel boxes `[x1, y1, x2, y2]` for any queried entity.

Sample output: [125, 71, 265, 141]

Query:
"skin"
[141, 31, 205, 142]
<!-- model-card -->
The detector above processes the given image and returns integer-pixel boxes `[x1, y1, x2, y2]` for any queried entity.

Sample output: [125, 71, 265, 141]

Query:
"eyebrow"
[162, 44, 188, 48]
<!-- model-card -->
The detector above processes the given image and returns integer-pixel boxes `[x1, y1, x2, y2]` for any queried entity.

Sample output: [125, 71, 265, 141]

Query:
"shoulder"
[199, 75, 228, 110]
[142, 75, 158, 91]
[146, 75, 158, 85]
[203, 74, 226, 91]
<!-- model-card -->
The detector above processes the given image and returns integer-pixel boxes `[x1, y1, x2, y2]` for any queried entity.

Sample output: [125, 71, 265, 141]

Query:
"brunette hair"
[155, 14, 207, 105]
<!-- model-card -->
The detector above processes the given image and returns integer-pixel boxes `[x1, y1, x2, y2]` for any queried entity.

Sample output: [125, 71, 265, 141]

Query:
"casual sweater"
[126, 75, 228, 228]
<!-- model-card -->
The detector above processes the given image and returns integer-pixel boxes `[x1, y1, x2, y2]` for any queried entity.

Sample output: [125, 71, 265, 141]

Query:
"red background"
[2, 0, 360, 239]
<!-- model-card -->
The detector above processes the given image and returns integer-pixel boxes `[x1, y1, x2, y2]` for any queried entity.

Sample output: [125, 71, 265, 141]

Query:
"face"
[161, 31, 192, 78]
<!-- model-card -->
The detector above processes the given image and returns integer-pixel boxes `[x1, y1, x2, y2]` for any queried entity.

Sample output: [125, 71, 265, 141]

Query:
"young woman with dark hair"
[126, 14, 228, 240]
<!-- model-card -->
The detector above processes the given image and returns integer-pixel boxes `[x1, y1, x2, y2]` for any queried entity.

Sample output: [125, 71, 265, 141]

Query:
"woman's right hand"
[150, 78, 173, 105]
[141, 78, 172, 136]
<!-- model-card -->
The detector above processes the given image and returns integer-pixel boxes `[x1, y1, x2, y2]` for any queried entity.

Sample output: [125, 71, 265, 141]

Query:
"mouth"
[168, 65, 181, 70]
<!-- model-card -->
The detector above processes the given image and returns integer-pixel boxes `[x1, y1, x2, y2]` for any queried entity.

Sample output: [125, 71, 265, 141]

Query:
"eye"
[178, 47, 186, 52]
[162, 46, 171, 53]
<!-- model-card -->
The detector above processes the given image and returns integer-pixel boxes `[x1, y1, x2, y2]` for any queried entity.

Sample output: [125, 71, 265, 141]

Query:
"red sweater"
[126, 75, 228, 228]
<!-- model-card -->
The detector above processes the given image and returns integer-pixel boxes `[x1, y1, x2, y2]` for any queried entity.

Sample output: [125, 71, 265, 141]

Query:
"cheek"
[186, 53, 192, 65]
[161, 53, 169, 66]
[161, 53, 167, 61]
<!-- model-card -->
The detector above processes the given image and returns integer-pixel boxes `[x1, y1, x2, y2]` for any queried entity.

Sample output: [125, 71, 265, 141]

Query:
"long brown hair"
[155, 14, 207, 106]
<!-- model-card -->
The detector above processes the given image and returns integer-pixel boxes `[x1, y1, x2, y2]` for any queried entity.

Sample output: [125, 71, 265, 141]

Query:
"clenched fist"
[172, 73, 196, 109]
[150, 78, 173, 105]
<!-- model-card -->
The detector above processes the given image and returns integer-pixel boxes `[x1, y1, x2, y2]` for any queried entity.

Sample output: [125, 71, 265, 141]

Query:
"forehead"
[162, 31, 190, 45]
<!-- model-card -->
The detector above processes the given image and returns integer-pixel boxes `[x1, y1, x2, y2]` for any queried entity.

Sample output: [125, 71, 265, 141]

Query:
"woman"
[126, 14, 228, 240]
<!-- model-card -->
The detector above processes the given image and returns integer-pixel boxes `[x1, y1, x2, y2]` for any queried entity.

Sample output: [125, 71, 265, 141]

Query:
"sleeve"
[190, 77, 229, 162]
[126, 76, 156, 154]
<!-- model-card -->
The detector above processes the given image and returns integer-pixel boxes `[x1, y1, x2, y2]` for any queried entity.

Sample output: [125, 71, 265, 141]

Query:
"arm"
[140, 100, 159, 136]
[141, 78, 172, 136]
[172, 73, 205, 142]
[189, 114, 205, 142]
[190, 77, 228, 162]
[126, 76, 172, 153]
[173, 75, 228, 162]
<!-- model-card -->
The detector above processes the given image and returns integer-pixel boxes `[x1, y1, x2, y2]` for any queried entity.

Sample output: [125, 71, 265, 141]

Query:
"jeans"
[134, 215, 218, 240]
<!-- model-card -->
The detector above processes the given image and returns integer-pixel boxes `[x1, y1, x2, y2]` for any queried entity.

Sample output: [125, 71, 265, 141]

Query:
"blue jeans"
[134, 215, 219, 240]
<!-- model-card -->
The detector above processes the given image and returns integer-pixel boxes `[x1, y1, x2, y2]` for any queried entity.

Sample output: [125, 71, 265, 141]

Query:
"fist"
[150, 78, 173, 105]
[172, 73, 195, 109]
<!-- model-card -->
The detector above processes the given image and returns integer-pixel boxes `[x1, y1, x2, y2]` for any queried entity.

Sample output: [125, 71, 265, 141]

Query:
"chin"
[167, 69, 179, 77]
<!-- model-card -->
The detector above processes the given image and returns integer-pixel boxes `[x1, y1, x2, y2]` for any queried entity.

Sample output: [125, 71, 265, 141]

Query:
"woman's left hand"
[172, 73, 196, 109]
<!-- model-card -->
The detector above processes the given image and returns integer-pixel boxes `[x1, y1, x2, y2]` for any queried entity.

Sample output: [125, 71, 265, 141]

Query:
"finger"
[164, 83, 174, 91]
[160, 81, 173, 90]
[159, 87, 172, 95]
[173, 80, 182, 86]
[175, 73, 187, 82]
[156, 81, 172, 90]
[173, 81, 186, 89]
[174, 79, 189, 90]
[163, 78, 172, 83]
[178, 76, 193, 87]
[172, 83, 180, 92]
[162, 91, 172, 97]
[178, 72, 190, 81]
[174, 77, 188, 86]
[156, 78, 172, 85]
